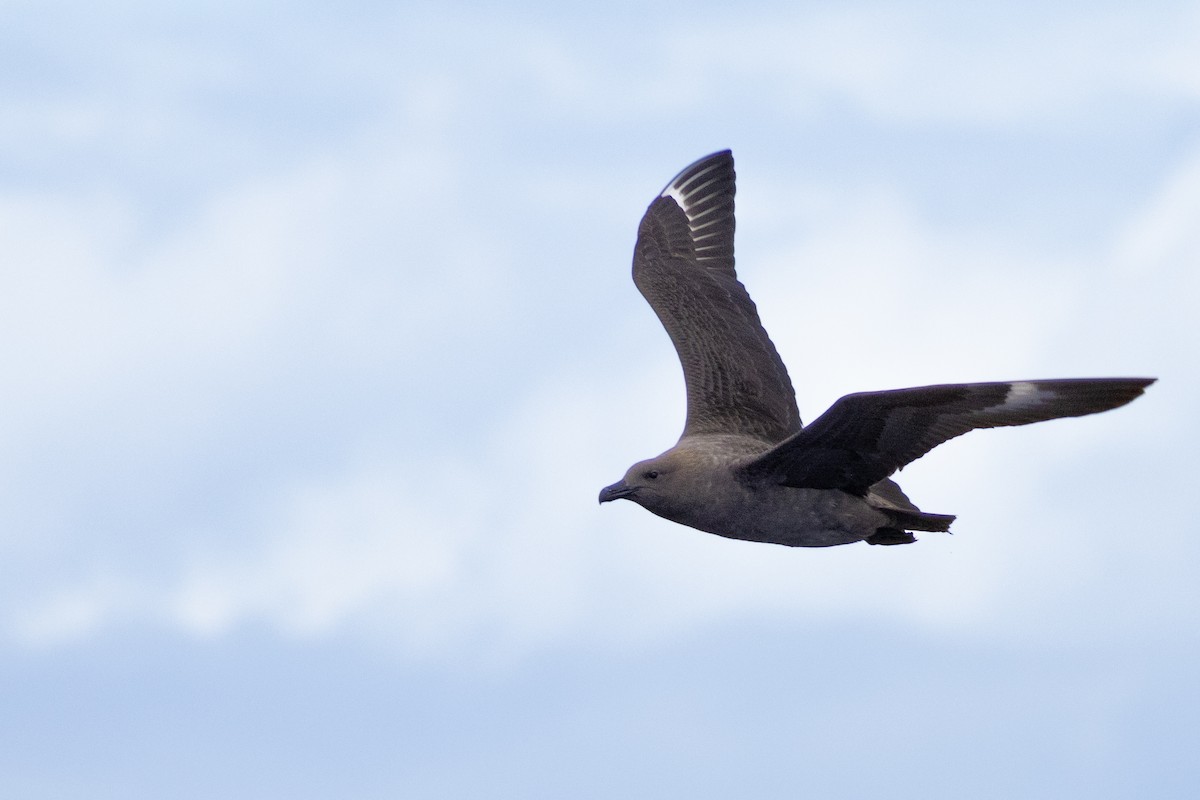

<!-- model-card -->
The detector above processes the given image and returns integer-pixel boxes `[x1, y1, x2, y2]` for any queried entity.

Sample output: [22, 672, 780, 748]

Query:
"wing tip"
[1000, 377, 1156, 415]
[660, 150, 734, 204]
[655, 150, 737, 264]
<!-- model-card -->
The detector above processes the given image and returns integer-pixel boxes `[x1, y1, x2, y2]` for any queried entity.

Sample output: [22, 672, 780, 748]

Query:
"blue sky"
[2, 1, 1197, 796]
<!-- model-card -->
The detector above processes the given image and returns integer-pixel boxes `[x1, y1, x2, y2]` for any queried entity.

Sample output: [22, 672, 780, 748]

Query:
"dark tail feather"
[886, 508, 956, 533]
[866, 510, 955, 546]
[867, 479, 955, 533]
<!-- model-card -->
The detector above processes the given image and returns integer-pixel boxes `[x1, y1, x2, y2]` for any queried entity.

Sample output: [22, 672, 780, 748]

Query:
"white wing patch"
[661, 163, 727, 261]
[1001, 381, 1057, 411]
[661, 163, 723, 217]
[661, 184, 688, 207]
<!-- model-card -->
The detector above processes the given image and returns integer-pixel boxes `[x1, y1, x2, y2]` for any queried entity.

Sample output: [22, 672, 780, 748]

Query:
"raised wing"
[740, 378, 1154, 493]
[632, 151, 800, 443]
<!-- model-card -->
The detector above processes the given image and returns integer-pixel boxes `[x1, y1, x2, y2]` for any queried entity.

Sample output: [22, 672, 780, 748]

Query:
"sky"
[2, 0, 1198, 796]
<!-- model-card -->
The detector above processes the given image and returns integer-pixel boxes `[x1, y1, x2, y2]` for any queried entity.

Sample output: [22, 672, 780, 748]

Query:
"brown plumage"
[599, 150, 1154, 547]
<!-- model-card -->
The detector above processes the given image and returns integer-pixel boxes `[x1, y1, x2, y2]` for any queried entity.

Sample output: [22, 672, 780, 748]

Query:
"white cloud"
[2, 2, 1193, 667]
[7, 213, 1169, 656]
[1114, 142, 1200, 275]
[640, 4, 1200, 128]
[7, 176, 1188, 669]
[168, 462, 476, 643]
[9, 572, 142, 647]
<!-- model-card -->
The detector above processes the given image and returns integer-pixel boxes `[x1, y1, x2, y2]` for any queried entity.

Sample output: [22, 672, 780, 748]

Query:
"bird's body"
[599, 150, 1153, 547]
[624, 434, 893, 548]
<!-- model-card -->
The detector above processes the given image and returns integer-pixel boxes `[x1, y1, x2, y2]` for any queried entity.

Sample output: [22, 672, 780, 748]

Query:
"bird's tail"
[865, 510, 955, 545]
[884, 508, 956, 533]
[867, 479, 956, 533]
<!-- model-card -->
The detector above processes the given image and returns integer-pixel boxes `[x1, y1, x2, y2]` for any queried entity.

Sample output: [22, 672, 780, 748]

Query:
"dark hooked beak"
[598, 480, 636, 504]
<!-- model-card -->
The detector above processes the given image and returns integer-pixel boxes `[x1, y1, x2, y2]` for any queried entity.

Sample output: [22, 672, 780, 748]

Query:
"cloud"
[0, 133, 508, 641]
[602, 4, 1200, 129]
[1115, 142, 1200, 276]
[1, 3, 1193, 667]
[167, 461, 477, 644]
[8, 157, 1179, 655]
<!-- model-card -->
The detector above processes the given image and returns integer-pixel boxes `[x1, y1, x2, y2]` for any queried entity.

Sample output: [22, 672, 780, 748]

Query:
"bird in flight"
[599, 150, 1153, 547]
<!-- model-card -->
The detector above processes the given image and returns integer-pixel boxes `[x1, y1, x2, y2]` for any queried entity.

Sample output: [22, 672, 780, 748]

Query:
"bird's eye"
[644, 470, 659, 480]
